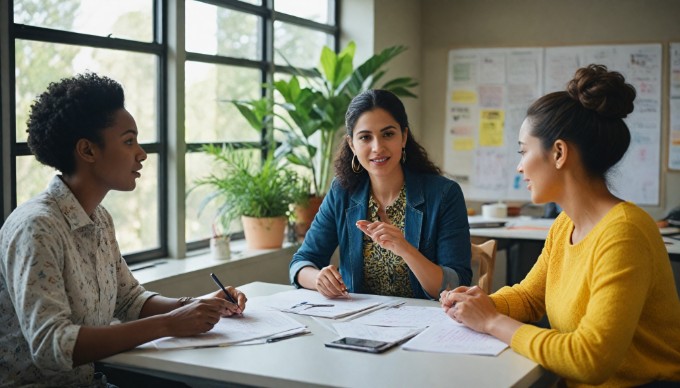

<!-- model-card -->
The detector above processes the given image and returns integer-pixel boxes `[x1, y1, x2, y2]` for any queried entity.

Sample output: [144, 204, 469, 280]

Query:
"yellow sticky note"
[453, 137, 475, 151]
[479, 110, 504, 147]
[451, 90, 477, 104]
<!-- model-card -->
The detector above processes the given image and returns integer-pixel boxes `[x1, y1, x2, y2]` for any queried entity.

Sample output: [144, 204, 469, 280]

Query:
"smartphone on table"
[324, 337, 396, 354]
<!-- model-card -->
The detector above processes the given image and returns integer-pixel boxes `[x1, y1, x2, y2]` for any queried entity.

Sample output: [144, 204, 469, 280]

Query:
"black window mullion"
[13, 24, 162, 55]
[155, 0, 169, 261]
[185, 52, 267, 71]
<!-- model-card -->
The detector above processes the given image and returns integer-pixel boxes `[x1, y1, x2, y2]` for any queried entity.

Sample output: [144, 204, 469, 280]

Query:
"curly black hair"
[26, 73, 125, 175]
[334, 89, 441, 192]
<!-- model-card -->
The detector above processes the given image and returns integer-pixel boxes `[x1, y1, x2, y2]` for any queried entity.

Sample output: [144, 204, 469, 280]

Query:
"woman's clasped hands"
[439, 286, 499, 334]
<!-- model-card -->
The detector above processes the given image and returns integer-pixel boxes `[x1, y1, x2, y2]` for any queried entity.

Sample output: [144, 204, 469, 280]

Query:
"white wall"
[418, 0, 680, 218]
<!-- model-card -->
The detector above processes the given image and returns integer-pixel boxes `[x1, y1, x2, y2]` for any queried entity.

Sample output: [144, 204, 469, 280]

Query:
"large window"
[1, 0, 338, 262]
[183, 0, 337, 245]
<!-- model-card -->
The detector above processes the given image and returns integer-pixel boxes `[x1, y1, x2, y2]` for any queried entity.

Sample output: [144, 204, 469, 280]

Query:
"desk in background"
[469, 216, 680, 285]
[100, 282, 548, 388]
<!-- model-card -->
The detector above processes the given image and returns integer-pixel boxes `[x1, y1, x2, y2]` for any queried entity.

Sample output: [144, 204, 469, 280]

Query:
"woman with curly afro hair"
[0, 73, 246, 386]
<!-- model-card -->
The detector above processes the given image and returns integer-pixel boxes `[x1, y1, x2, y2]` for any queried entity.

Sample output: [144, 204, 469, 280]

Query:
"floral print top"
[362, 186, 414, 298]
[0, 176, 156, 387]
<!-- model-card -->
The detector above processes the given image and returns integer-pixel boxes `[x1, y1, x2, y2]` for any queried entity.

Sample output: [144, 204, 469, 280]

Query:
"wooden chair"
[471, 239, 497, 294]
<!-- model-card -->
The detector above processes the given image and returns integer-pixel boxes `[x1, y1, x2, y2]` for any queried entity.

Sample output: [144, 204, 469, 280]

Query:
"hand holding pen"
[209, 273, 247, 315]
[315, 264, 351, 299]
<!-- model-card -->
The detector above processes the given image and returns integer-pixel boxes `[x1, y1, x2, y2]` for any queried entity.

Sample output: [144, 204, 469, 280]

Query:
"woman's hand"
[203, 286, 247, 316]
[442, 286, 500, 334]
[315, 265, 350, 298]
[439, 286, 474, 312]
[163, 298, 232, 337]
[356, 220, 411, 256]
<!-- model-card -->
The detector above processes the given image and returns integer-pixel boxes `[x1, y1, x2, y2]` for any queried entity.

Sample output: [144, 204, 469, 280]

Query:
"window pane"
[185, 62, 262, 142]
[14, 0, 153, 42]
[274, 21, 333, 68]
[15, 40, 158, 143]
[102, 154, 160, 254]
[185, 1, 260, 60]
[186, 151, 247, 242]
[275, 0, 331, 24]
[16, 154, 160, 255]
[16, 156, 58, 206]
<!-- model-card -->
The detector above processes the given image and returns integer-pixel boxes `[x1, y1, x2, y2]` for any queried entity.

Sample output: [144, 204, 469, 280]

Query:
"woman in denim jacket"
[289, 90, 471, 300]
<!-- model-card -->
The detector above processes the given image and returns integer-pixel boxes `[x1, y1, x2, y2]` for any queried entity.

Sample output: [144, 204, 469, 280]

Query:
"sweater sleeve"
[489, 215, 560, 322]
[509, 223, 653, 385]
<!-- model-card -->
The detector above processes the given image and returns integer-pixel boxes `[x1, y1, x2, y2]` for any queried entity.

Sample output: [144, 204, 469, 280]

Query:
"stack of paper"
[331, 321, 424, 344]
[402, 321, 508, 356]
[263, 288, 393, 319]
[140, 306, 307, 350]
[350, 306, 450, 327]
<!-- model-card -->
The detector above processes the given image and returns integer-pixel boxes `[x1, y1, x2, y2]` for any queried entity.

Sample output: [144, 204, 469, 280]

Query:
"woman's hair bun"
[566, 64, 636, 119]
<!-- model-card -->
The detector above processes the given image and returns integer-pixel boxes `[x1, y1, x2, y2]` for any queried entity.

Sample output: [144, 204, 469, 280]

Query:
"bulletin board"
[443, 47, 543, 202]
[443, 44, 662, 205]
[670, 43, 680, 170]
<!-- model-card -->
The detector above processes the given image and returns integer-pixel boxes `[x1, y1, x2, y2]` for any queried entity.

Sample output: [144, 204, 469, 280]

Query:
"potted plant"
[192, 144, 300, 250]
[233, 41, 418, 239]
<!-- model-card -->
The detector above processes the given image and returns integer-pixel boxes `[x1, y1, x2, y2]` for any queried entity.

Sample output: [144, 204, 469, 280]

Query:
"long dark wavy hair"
[334, 89, 441, 192]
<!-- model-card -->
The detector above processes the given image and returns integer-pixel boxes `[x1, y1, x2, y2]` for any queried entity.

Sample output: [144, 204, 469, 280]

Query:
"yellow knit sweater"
[491, 202, 680, 387]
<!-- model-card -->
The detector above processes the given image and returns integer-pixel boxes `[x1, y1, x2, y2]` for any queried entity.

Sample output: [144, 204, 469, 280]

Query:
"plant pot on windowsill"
[293, 195, 324, 242]
[242, 216, 288, 249]
[191, 144, 300, 251]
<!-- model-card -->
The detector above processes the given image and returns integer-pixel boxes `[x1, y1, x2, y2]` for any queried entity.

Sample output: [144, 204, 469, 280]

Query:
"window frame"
[0, 0, 339, 263]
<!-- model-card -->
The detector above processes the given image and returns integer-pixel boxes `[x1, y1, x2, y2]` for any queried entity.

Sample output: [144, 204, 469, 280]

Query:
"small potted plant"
[193, 144, 300, 250]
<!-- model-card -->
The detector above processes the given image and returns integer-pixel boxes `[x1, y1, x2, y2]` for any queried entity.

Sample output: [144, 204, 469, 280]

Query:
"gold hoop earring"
[351, 154, 362, 173]
[401, 148, 406, 164]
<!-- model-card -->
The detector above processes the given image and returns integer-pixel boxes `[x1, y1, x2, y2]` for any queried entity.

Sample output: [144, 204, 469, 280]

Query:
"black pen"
[210, 272, 238, 305]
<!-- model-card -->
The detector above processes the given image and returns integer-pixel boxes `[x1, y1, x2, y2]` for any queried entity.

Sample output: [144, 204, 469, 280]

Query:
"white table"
[101, 282, 548, 388]
[469, 216, 680, 285]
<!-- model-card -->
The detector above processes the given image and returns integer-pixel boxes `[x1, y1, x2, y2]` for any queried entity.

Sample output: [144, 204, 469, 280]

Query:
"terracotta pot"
[293, 195, 324, 241]
[241, 215, 287, 249]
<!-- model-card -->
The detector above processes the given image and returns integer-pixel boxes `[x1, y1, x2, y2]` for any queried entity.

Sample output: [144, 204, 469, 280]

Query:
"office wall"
[417, 0, 680, 218]
[341, 0, 422, 136]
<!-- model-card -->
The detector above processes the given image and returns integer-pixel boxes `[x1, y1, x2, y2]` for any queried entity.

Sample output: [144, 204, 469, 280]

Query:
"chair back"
[471, 239, 497, 294]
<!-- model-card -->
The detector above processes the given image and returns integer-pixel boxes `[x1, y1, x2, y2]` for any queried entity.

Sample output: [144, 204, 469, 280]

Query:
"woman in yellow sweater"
[441, 64, 680, 387]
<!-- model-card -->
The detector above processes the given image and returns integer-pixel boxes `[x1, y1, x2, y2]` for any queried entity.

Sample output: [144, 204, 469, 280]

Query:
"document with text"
[262, 288, 393, 319]
[350, 306, 451, 327]
[140, 306, 306, 350]
[402, 321, 508, 356]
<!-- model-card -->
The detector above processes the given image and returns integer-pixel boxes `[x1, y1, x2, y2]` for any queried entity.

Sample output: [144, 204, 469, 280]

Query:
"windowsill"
[129, 239, 299, 287]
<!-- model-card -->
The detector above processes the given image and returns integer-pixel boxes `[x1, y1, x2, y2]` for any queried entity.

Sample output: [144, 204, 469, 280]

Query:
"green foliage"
[192, 145, 301, 230]
[232, 41, 418, 197]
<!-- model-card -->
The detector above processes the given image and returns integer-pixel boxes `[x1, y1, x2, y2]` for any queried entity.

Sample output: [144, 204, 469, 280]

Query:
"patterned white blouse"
[0, 176, 156, 387]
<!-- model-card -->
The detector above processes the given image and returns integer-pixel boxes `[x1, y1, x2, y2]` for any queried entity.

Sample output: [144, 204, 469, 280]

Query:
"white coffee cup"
[482, 203, 507, 218]
[210, 236, 231, 260]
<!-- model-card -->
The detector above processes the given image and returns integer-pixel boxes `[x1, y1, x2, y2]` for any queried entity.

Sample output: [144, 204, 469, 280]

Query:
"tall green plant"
[233, 41, 418, 197]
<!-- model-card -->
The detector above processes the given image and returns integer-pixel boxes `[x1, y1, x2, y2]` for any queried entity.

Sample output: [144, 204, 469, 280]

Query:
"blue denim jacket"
[289, 169, 472, 300]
